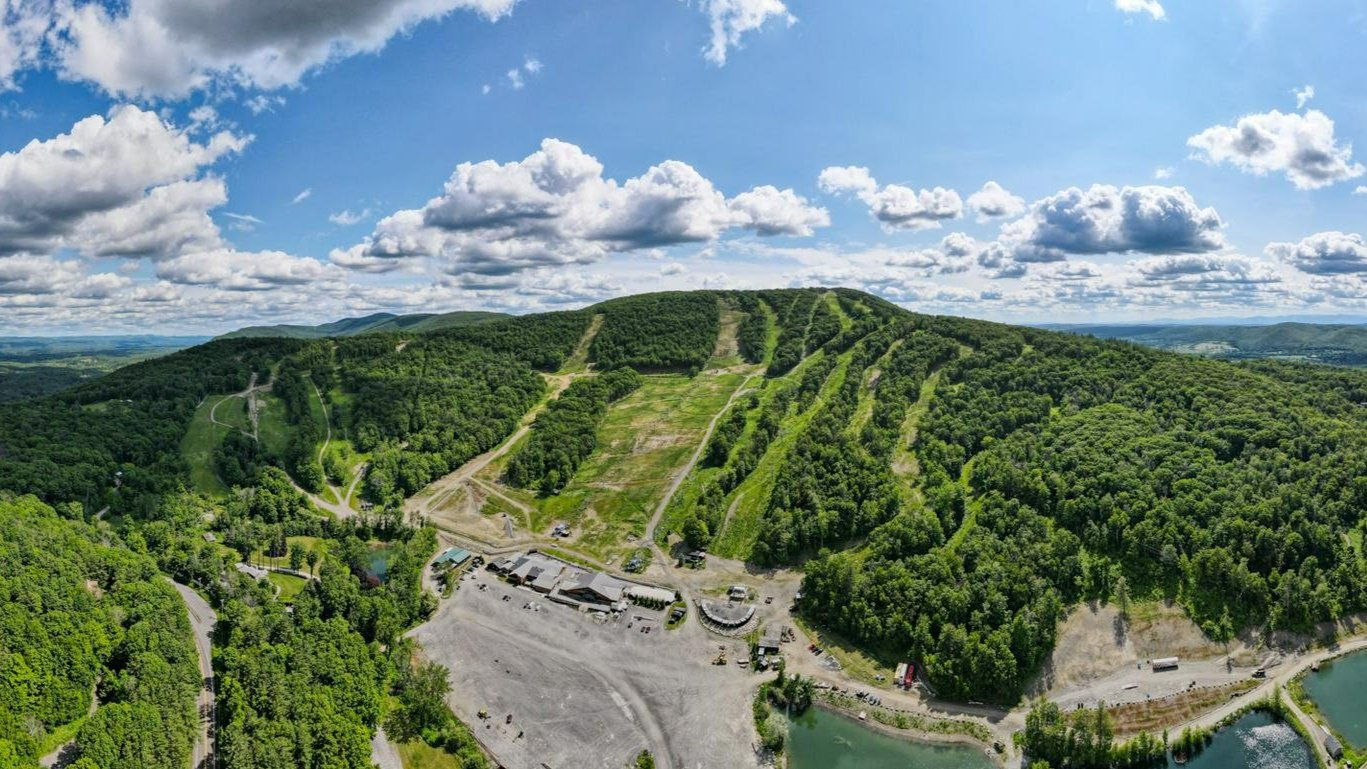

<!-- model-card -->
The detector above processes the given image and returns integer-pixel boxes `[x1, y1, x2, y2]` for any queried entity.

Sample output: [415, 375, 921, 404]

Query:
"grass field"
[256, 392, 292, 460]
[488, 370, 748, 560]
[181, 396, 232, 497]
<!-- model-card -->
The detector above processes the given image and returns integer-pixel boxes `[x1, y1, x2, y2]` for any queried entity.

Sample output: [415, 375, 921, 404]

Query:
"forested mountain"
[220, 310, 508, 340]
[3, 287, 1367, 728]
[1052, 321, 1367, 365]
[0, 336, 206, 403]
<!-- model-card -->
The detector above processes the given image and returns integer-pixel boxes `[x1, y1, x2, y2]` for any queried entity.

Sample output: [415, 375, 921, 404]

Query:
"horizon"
[2, 1, 1366, 334]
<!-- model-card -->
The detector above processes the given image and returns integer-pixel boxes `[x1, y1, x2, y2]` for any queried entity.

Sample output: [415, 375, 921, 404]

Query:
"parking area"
[410, 571, 766, 769]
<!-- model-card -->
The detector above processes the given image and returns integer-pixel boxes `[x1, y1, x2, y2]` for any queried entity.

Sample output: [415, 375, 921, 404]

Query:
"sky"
[1, 0, 1367, 334]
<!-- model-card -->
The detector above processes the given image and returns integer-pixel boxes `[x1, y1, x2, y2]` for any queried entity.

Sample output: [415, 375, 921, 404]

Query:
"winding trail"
[170, 579, 216, 769]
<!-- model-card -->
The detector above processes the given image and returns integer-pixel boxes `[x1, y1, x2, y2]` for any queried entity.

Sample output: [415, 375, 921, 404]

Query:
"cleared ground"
[411, 572, 764, 769]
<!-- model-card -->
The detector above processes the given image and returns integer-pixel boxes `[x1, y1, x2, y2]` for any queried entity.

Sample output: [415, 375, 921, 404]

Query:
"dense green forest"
[588, 292, 721, 372]
[0, 495, 200, 769]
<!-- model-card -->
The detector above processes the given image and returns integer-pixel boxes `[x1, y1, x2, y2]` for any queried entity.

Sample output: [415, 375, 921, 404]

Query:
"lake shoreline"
[809, 699, 1006, 767]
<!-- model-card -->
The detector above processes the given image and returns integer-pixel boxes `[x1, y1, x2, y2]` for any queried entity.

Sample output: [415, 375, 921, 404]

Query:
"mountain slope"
[2, 289, 1366, 707]
[220, 310, 508, 339]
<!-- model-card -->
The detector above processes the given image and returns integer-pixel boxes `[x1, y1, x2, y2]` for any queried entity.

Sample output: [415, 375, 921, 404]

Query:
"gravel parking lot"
[411, 572, 766, 769]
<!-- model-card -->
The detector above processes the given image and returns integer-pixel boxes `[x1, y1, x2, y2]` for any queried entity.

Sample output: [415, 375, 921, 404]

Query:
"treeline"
[505, 367, 643, 494]
[436, 310, 593, 371]
[1022, 700, 1165, 768]
[0, 338, 299, 510]
[590, 292, 720, 372]
[765, 290, 818, 376]
[732, 294, 770, 364]
[341, 337, 544, 505]
[0, 494, 199, 769]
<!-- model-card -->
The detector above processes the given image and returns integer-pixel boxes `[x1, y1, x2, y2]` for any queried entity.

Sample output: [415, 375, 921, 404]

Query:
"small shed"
[1323, 732, 1343, 761]
[433, 547, 472, 569]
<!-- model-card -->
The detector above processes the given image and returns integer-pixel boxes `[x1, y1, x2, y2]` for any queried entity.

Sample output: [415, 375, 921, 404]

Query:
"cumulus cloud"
[966, 181, 1024, 222]
[47, 0, 520, 99]
[1355, 186, 1367, 196]
[1187, 109, 1364, 190]
[0, 105, 333, 301]
[1114, 0, 1165, 20]
[818, 165, 962, 231]
[332, 138, 828, 275]
[1267, 231, 1367, 275]
[996, 184, 1225, 264]
[0, 0, 51, 91]
[701, 0, 795, 66]
[0, 105, 246, 255]
[1153, 166, 1173, 180]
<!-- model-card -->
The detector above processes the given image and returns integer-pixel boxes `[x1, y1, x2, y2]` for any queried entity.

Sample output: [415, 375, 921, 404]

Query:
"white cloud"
[1354, 186, 1367, 196]
[506, 68, 523, 89]
[1267, 231, 1367, 275]
[819, 165, 962, 231]
[523, 56, 541, 74]
[701, 0, 795, 66]
[989, 184, 1225, 269]
[1153, 166, 1173, 180]
[1294, 84, 1315, 109]
[222, 211, 263, 232]
[481, 83, 491, 95]
[0, 0, 51, 92]
[157, 248, 329, 290]
[329, 208, 372, 226]
[1114, 0, 1166, 20]
[966, 181, 1024, 222]
[1187, 109, 1364, 190]
[245, 94, 286, 114]
[47, 0, 521, 99]
[291, 187, 312, 204]
[332, 138, 828, 276]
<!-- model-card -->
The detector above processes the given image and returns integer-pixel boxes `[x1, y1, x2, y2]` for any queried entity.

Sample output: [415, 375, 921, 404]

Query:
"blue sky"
[1, 0, 1366, 333]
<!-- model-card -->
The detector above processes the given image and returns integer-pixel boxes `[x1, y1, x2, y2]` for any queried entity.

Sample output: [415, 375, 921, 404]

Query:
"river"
[786, 708, 995, 769]
[1302, 648, 1367, 750]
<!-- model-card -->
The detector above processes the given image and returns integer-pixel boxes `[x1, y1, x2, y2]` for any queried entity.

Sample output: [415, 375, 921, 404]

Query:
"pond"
[1302, 649, 1367, 749]
[786, 707, 996, 769]
[1164, 711, 1313, 769]
[365, 545, 393, 582]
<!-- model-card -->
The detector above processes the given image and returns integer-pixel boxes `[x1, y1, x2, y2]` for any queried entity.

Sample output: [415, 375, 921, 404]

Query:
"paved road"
[170, 580, 216, 769]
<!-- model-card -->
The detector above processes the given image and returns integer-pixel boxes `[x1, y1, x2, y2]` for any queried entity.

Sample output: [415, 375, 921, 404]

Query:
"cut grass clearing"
[792, 614, 898, 690]
[492, 370, 747, 560]
[182, 395, 233, 497]
[256, 391, 291, 460]
[268, 572, 309, 602]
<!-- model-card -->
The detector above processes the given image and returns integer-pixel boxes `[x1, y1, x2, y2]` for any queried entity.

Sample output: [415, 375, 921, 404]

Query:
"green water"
[1165, 711, 1313, 769]
[366, 545, 393, 582]
[786, 708, 995, 769]
[1304, 649, 1367, 749]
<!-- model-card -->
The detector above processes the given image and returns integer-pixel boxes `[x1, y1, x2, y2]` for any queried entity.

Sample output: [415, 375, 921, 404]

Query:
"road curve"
[170, 580, 215, 769]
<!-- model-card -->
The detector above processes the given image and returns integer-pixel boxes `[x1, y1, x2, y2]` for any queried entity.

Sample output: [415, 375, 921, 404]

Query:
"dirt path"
[170, 579, 215, 769]
[370, 725, 403, 769]
[207, 372, 271, 440]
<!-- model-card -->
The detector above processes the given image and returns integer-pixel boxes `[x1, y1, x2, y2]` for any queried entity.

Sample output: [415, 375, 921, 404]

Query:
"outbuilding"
[1151, 657, 1180, 671]
[433, 547, 472, 569]
[1324, 731, 1343, 761]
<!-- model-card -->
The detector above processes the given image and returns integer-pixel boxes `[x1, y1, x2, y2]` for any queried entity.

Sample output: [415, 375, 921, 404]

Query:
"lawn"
[256, 392, 292, 460]
[268, 572, 309, 602]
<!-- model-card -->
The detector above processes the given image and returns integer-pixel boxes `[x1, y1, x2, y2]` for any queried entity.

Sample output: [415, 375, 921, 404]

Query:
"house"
[433, 547, 472, 569]
[561, 572, 629, 604]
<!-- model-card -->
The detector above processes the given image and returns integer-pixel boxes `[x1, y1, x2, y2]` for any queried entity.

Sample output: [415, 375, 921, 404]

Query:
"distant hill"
[219, 310, 509, 340]
[1048, 322, 1367, 366]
